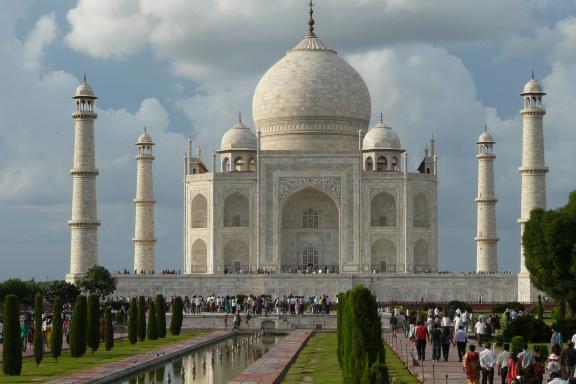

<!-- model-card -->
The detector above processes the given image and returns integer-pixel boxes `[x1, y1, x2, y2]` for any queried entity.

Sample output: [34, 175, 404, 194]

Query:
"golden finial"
[307, 1, 316, 37]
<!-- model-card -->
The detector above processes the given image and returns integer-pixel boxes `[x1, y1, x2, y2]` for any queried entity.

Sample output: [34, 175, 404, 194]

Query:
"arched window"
[191, 239, 207, 273]
[392, 156, 398, 170]
[224, 192, 249, 227]
[371, 238, 396, 272]
[248, 157, 256, 172]
[371, 192, 397, 227]
[302, 208, 319, 229]
[233, 157, 244, 171]
[365, 157, 373, 171]
[413, 192, 431, 228]
[413, 239, 429, 271]
[377, 155, 387, 171]
[222, 157, 230, 172]
[190, 194, 208, 228]
[302, 246, 319, 268]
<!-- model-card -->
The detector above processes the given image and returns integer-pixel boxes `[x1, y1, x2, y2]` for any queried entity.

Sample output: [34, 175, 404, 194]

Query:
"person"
[552, 326, 563, 349]
[415, 320, 430, 361]
[390, 313, 398, 337]
[560, 341, 576, 379]
[431, 323, 443, 362]
[441, 326, 455, 362]
[518, 343, 535, 376]
[232, 313, 241, 330]
[480, 342, 497, 384]
[475, 319, 487, 347]
[547, 347, 562, 381]
[224, 313, 228, 329]
[462, 310, 469, 332]
[533, 345, 544, 384]
[0, 320, 3, 343]
[496, 344, 511, 384]
[505, 352, 520, 384]
[20, 317, 29, 352]
[456, 325, 469, 362]
[548, 372, 568, 384]
[463, 344, 481, 384]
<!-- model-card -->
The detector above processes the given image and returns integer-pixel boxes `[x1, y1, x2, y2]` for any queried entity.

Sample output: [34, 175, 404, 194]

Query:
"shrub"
[492, 334, 504, 347]
[128, 297, 137, 344]
[533, 344, 549, 360]
[170, 296, 184, 335]
[511, 336, 525, 354]
[155, 295, 166, 338]
[2, 294, 22, 375]
[503, 315, 550, 343]
[137, 296, 146, 342]
[51, 296, 63, 359]
[70, 295, 88, 357]
[553, 319, 576, 343]
[33, 293, 44, 367]
[86, 294, 100, 353]
[447, 300, 472, 314]
[147, 302, 158, 340]
[492, 302, 525, 313]
[104, 305, 114, 351]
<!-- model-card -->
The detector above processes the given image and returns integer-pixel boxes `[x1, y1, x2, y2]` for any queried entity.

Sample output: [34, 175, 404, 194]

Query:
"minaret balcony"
[518, 166, 548, 174]
[68, 220, 101, 227]
[70, 168, 99, 176]
[72, 111, 98, 119]
[475, 197, 498, 203]
[474, 237, 499, 243]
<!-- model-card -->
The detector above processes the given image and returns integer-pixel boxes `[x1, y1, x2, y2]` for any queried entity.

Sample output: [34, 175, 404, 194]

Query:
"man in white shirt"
[455, 326, 468, 361]
[479, 342, 497, 384]
[475, 319, 487, 346]
[454, 314, 463, 331]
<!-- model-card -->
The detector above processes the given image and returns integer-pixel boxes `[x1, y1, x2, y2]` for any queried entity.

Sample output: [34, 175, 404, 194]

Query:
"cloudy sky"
[1, 0, 575, 281]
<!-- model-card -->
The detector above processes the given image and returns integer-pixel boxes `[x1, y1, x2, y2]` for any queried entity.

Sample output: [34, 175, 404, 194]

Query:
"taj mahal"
[65, 5, 550, 303]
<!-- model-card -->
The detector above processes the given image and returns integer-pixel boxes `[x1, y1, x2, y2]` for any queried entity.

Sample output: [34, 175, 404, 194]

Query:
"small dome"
[74, 82, 96, 98]
[137, 130, 153, 145]
[521, 78, 545, 95]
[363, 121, 401, 150]
[477, 130, 494, 143]
[220, 122, 257, 151]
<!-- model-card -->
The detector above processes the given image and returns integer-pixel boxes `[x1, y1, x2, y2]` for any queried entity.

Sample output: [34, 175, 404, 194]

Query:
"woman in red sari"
[463, 344, 481, 384]
[506, 352, 520, 384]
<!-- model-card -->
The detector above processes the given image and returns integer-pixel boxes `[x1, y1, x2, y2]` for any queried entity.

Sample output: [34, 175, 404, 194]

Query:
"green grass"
[281, 333, 419, 384]
[0, 332, 201, 383]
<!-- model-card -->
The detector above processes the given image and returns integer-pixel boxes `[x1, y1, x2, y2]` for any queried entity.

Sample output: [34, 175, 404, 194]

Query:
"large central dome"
[252, 9, 371, 152]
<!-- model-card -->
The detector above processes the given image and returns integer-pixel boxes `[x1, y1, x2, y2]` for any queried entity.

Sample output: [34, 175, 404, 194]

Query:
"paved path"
[45, 330, 230, 384]
[384, 332, 475, 384]
[230, 329, 313, 384]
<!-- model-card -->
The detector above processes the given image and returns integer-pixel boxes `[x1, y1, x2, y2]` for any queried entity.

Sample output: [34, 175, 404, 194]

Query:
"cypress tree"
[33, 293, 44, 367]
[147, 302, 158, 340]
[70, 295, 88, 357]
[86, 294, 100, 353]
[51, 296, 63, 359]
[155, 295, 167, 338]
[104, 304, 114, 351]
[537, 294, 544, 320]
[137, 296, 146, 342]
[170, 296, 183, 335]
[128, 297, 138, 344]
[2, 294, 22, 375]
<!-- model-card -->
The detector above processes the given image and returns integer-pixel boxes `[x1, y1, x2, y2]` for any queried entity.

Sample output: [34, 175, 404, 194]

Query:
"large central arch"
[280, 187, 339, 271]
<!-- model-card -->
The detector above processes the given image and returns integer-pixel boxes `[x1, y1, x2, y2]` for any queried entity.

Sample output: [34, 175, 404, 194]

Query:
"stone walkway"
[384, 332, 474, 384]
[229, 329, 313, 384]
[45, 330, 230, 384]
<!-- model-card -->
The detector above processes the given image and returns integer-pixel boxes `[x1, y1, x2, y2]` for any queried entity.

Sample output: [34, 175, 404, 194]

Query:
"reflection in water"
[117, 333, 282, 384]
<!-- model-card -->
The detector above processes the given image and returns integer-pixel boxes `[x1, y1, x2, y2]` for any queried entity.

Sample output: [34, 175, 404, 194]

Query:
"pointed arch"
[413, 192, 430, 228]
[223, 239, 249, 273]
[365, 156, 373, 171]
[371, 191, 396, 227]
[191, 194, 208, 228]
[377, 155, 387, 171]
[371, 238, 396, 272]
[413, 239, 429, 271]
[191, 239, 207, 273]
[224, 192, 249, 227]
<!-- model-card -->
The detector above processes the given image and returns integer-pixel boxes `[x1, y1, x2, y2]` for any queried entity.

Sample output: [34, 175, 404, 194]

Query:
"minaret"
[66, 77, 100, 283]
[133, 128, 156, 274]
[518, 74, 547, 301]
[475, 127, 498, 273]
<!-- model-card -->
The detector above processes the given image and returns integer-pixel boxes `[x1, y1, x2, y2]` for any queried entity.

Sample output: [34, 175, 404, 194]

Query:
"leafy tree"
[155, 295, 167, 338]
[137, 296, 147, 342]
[77, 265, 117, 298]
[51, 297, 64, 359]
[86, 294, 100, 353]
[33, 293, 44, 367]
[0, 278, 38, 304]
[128, 297, 138, 344]
[147, 302, 158, 340]
[104, 304, 114, 351]
[43, 280, 80, 304]
[502, 315, 550, 343]
[338, 285, 388, 384]
[70, 295, 88, 357]
[2, 295, 22, 375]
[524, 191, 576, 316]
[170, 296, 183, 336]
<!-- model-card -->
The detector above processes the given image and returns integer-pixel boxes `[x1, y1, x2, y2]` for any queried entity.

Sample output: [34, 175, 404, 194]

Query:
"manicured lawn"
[281, 333, 419, 384]
[0, 332, 201, 383]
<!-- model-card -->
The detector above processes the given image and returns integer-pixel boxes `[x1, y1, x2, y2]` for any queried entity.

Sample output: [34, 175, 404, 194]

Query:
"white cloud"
[23, 12, 58, 70]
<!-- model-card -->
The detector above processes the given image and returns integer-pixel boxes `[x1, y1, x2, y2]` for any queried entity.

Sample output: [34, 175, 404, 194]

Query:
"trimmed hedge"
[128, 297, 137, 344]
[33, 293, 44, 367]
[511, 336, 525, 354]
[104, 304, 114, 351]
[170, 296, 183, 336]
[502, 315, 550, 343]
[147, 302, 158, 340]
[86, 294, 100, 353]
[447, 300, 472, 314]
[70, 295, 87, 357]
[2, 294, 22, 375]
[137, 296, 146, 342]
[51, 296, 63, 359]
[492, 302, 525, 313]
[156, 295, 167, 338]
